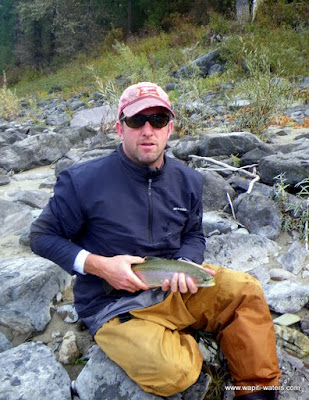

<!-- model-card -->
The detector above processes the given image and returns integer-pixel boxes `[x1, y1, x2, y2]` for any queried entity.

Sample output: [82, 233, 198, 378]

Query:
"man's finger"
[186, 276, 198, 294]
[171, 272, 179, 292]
[178, 272, 188, 293]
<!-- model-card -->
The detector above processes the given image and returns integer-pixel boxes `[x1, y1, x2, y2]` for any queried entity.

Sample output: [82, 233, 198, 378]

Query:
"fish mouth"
[199, 280, 216, 287]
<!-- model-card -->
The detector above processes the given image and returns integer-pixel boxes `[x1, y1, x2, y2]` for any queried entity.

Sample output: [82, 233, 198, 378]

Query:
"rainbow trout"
[132, 257, 215, 288]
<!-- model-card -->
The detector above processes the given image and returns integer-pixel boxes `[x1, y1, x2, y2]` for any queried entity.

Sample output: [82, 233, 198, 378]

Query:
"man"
[30, 82, 281, 399]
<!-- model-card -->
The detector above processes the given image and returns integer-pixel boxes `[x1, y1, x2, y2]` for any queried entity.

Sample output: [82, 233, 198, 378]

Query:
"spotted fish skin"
[132, 257, 215, 288]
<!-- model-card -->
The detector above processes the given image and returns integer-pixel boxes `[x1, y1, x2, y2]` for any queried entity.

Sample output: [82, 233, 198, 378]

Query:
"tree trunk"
[128, 0, 133, 34]
[236, 0, 250, 24]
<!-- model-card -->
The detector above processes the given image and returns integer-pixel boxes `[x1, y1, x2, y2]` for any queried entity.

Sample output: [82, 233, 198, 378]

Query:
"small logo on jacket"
[173, 207, 188, 212]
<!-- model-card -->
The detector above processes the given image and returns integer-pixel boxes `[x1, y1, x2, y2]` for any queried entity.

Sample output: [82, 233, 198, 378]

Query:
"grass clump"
[226, 38, 295, 135]
[273, 175, 309, 248]
[0, 71, 20, 120]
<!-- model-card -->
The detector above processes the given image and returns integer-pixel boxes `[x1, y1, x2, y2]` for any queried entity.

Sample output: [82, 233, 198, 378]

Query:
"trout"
[132, 257, 215, 288]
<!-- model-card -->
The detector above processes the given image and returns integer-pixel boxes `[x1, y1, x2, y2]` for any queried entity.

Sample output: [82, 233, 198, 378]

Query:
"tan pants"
[94, 265, 281, 397]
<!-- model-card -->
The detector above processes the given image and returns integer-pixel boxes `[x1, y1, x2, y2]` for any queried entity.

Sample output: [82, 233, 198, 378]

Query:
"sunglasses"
[120, 113, 171, 129]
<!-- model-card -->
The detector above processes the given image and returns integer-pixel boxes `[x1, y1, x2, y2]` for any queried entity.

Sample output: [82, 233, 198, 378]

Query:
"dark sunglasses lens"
[150, 114, 170, 128]
[124, 114, 170, 129]
[125, 114, 146, 128]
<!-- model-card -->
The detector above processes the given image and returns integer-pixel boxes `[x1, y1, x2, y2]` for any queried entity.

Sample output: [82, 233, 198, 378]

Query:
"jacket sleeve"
[30, 169, 86, 274]
[173, 175, 205, 264]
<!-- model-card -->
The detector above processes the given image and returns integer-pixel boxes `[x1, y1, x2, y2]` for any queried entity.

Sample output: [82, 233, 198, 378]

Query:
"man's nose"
[141, 121, 154, 135]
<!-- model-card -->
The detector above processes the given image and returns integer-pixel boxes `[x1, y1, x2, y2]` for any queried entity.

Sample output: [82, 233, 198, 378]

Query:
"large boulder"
[0, 342, 71, 400]
[198, 132, 266, 157]
[233, 192, 283, 240]
[0, 133, 71, 172]
[0, 257, 71, 336]
[258, 150, 309, 187]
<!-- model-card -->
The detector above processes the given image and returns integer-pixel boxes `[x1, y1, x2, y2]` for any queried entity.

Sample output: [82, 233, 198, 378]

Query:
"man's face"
[116, 106, 173, 169]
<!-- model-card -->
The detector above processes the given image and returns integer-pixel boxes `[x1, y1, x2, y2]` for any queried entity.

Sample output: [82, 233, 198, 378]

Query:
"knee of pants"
[146, 357, 201, 396]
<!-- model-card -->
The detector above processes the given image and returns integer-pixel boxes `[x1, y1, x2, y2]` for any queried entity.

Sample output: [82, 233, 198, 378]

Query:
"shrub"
[227, 40, 295, 135]
[0, 71, 20, 119]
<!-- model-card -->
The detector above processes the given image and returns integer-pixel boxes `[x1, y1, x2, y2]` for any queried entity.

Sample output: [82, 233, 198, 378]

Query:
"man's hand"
[84, 254, 149, 293]
[161, 266, 216, 294]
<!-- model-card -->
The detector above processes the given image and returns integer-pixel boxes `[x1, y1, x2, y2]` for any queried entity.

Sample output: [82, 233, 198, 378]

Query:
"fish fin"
[144, 256, 161, 261]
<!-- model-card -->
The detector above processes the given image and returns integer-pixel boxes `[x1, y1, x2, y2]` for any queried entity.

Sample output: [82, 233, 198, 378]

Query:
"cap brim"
[122, 97, 175, 118]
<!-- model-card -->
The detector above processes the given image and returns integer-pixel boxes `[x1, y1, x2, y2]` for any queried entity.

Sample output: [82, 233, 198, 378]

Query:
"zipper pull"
[148, 178, 152, 195]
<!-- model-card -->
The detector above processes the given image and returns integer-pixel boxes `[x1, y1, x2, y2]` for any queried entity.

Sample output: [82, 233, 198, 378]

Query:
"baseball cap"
[117, 82, 175, 119]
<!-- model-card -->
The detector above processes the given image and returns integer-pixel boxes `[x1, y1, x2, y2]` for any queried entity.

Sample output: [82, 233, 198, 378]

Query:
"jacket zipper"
[147, 178, 153, 243]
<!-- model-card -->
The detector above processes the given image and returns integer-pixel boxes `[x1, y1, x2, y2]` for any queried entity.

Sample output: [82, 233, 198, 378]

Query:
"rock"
[278, 241, 309, 275]
[46, 112, 70, 126]
[200, 169, 235, 211]
[70, 105, 116, 128]
[276, 347, 309, 399]
[0, 342, 71, 400]
[177, 49, 222, 78]
[300, 316, 309, 335]
[12, 189, 51, 209]
[0, 257, 71, 336]
[233, 192, 282, 240]
[75, 346, 209, 400]
[59, 330, 80, 364]
[204, 232, 280, 274]
[202, 211, 239, 237]
[0, 175, 10, 186]
[258, 150, 309, 187]
[274, 325, 309, 358]
[0, 199, 33, 236]
[75, 346, 168, 400]
[273, 313, 301, 326]
[264, 281, 309, 314]
[57, 304, 79, 323]
[0, 332, 12, 352]
[172, 137, 200, 161]
[198, 131, 265, 157]
[0, 133, 72, 172]
[269, 268, 298, 281]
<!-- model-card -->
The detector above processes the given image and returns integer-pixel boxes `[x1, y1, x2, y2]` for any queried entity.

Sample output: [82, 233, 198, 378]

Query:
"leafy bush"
[0, 72, 20, 119]
[274, 175, 309, 247]
[227, 39, 296, 135]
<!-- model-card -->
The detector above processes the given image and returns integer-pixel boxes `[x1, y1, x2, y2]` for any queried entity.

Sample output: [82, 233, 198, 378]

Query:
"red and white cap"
[117, 82, 175, 119]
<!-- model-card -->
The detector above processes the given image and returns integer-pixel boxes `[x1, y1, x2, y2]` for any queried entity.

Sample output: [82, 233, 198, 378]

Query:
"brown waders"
[94, 265, 281, 397]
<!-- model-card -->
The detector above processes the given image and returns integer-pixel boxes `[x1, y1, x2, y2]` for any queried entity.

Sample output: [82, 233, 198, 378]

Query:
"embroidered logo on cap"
[137, 86, 160, 98]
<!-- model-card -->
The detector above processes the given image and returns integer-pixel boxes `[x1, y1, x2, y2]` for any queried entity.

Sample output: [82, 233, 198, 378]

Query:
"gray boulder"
[0, 257, 71, 336]
[11, 189, 51, 209]
[204, 232, 280, 274]
[0, 342, 71, 400]
[70, 105, 116, 128]
[264, 281, 309, 313]
[233, 192, 283, 240]
[75, 346, 179, 400]
[258, 150, 309, 187]
[198, 132, 265, 157]
[75, 346, 210, 400]
[202, 211, 239, 237]
[0, 133, 72, 172]
[200, 169, 235, 211]
[0, 199, 33, 236]
[278, 241, 309, 275]
[172, 137, 200, 161]
[177, 50, 222, 78]
[0, 332, 12, 352]
[276, 347, 309, 400]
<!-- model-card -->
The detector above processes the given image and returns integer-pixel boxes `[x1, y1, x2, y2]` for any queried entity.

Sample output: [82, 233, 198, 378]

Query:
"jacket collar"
[117, 144, 167, 181]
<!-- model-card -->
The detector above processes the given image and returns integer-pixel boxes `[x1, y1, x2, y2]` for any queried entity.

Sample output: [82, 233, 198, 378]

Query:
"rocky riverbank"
[0, 75, 309, 399]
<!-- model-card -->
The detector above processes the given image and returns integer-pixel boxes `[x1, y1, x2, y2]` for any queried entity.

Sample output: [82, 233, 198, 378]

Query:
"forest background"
[0, 0, 308, 122]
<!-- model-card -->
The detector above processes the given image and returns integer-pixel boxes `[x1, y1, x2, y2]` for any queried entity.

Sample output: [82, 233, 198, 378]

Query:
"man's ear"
[167, 120, 174, 139]
[115, 120, 123, 140]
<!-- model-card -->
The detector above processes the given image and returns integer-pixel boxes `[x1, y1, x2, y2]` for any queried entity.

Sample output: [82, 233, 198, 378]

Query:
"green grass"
[5, 19, 308, 133]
